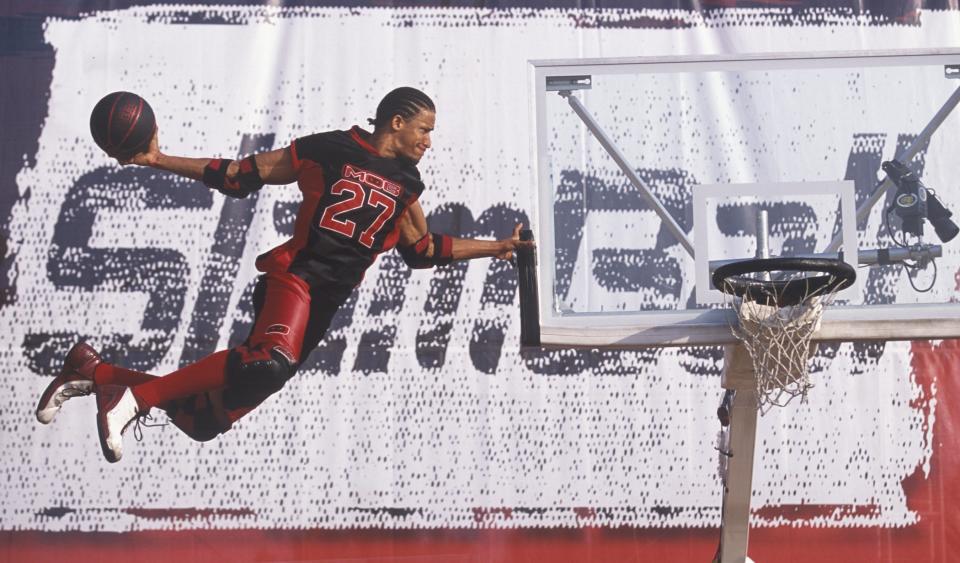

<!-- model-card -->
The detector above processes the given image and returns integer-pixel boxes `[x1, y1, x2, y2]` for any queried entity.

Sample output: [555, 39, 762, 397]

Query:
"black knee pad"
[227, 344, 298, 394]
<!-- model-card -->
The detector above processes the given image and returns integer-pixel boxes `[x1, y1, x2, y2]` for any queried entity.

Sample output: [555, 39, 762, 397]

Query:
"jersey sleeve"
[290, 131, 340, 171]
[290, 131, 339, 196]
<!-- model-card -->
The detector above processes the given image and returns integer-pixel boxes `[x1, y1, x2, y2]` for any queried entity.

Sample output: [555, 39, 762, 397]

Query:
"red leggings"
[109, 272, 342, 441]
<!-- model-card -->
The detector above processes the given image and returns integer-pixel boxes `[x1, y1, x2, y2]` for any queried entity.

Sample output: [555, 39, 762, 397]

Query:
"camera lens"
[927, 193, 959, 243]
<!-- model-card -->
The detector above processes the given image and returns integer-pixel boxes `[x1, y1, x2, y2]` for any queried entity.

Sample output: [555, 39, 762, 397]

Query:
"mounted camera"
[882, 159, 959, 243]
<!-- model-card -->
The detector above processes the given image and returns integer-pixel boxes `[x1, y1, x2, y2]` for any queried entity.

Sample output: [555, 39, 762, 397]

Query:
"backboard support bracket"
[545, 75, 592, 92]
[556, 90, 696, 257]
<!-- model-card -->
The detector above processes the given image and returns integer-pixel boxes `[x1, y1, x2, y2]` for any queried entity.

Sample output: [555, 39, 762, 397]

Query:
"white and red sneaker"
[96, 387, 147, 463]
[35, 342, 101, 424]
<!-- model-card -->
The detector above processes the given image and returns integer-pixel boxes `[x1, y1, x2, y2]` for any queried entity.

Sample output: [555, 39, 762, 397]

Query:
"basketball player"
[36, 87, 532, 462]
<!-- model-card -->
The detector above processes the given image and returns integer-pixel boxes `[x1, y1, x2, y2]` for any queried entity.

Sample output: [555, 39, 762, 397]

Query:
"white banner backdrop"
[2, 6, 958, 532]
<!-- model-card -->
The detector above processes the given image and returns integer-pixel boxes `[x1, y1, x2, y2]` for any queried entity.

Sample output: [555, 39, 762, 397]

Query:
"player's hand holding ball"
[89, 91, 159, 165]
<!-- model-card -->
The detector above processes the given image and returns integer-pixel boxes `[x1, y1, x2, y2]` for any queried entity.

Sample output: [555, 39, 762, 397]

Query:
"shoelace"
[132, 412, 168, 442]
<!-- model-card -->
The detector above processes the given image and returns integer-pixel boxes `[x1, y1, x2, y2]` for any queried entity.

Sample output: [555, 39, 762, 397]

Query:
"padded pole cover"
[517, 229, 540, 347]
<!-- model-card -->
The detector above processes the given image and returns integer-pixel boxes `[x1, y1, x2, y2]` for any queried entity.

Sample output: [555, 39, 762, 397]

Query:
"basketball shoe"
[97, 387, 148, 462]
[35, 342, 101, 424]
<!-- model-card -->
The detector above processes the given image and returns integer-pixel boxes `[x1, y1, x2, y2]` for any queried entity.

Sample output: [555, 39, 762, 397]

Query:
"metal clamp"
[546, 75, 592, 92]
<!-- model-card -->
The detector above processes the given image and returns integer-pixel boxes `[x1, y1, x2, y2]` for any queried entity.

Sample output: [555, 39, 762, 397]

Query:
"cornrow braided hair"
[368, 87, 436, 129]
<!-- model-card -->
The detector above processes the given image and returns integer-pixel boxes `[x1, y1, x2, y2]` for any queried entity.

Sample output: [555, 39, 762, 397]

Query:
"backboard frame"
[528, 48, 960, 348]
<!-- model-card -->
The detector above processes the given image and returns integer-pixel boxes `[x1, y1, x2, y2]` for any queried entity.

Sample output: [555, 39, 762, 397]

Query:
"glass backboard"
[529, 49, 960, 347]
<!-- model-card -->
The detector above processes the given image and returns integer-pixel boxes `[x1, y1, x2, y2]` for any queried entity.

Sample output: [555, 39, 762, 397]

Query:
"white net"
[729, 295, 825, 412]
[716, 258, 855, 412]
[722, 267, 852, 413]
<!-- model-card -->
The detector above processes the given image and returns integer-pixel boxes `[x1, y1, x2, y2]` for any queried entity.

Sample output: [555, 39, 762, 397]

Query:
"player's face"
[394, 110, 435, 163]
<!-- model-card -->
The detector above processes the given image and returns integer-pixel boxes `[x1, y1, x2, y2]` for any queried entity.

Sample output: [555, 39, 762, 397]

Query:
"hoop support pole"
[717, 344, 760, 563]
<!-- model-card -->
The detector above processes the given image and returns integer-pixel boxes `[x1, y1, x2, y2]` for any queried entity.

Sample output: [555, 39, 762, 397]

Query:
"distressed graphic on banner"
[1, 5, 957, 534]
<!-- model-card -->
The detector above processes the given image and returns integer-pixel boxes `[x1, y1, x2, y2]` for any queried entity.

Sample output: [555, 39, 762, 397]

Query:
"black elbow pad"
[203, 155, 264, 199]
[398, 233, 453, 269]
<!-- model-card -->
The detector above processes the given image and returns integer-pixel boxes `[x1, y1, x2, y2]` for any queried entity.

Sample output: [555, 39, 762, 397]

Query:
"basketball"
[89, 91, 156, 160]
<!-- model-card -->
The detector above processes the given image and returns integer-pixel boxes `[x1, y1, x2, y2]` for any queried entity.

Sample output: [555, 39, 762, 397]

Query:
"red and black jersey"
[255, 126, 424, 300]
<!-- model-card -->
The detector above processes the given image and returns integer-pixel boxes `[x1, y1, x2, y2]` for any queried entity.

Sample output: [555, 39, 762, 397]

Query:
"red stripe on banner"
[752, 503, 881, 521]
[906, 338, 959, 561]
[0, 523, 953, 562]
[0, 529, 711, 562]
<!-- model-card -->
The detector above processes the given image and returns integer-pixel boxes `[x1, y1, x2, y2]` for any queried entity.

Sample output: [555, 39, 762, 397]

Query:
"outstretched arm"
[120, 128, 298, 186]
[396, 200, 532, 268]
[449, 223, 527, 261]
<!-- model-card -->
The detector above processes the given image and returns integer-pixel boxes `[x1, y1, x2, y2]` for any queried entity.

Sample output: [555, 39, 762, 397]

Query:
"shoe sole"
[36, 378, 95, 424]
[96, 414, 121, 463]
[36, 380, 67, 424]
[36, 409, 56, 425]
